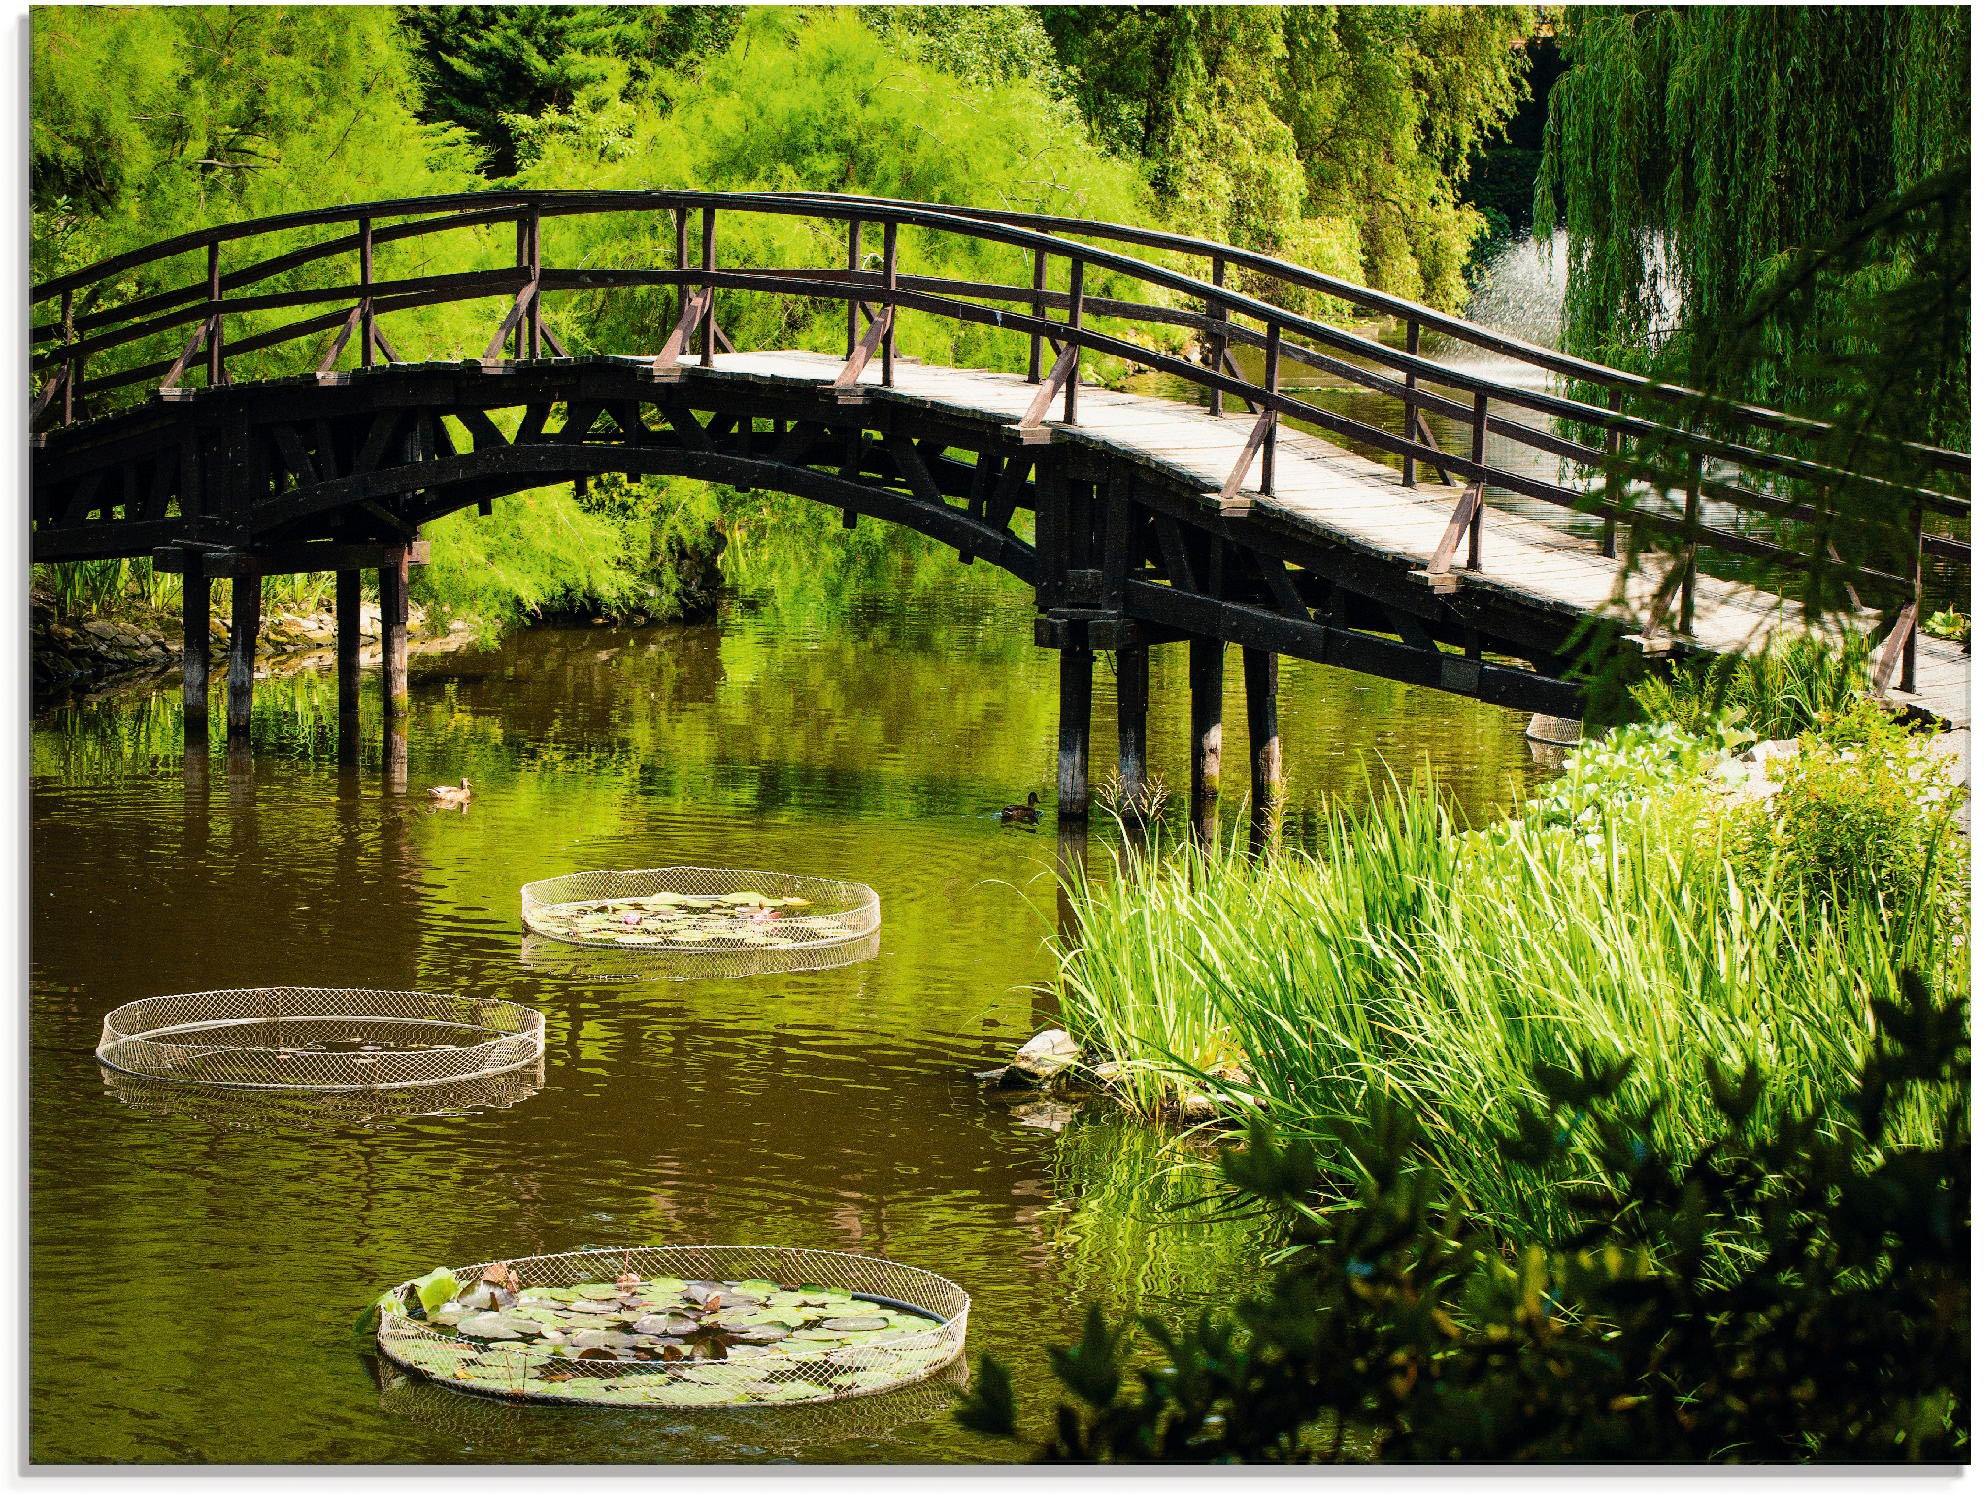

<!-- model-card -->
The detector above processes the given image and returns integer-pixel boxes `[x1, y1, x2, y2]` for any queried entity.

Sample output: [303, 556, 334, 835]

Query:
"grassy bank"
[1054, 683, 1967, 1240]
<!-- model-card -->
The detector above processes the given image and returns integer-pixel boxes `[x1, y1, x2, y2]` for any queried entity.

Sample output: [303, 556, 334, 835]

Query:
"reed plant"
[1054, 773, 1964, 1240]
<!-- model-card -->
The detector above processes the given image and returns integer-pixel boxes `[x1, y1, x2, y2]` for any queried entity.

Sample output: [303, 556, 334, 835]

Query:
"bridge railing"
[30, 189, 1968, 690]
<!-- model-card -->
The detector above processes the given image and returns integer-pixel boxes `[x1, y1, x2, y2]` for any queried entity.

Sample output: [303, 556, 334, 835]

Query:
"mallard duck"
[1000, 791, 1041, 825]
[428, 777, 473, 805]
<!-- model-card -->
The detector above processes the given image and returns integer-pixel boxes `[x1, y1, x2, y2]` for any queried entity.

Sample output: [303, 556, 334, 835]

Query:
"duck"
[1000, 791, 1042, 826]
[428, 777, 473, 806]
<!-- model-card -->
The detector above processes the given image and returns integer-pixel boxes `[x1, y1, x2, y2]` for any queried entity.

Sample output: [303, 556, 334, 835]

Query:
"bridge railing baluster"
[1208, 255, 1227, 419]
[527, 208, 542, 361]
[1679, 451, 1702, 635]
[1260, 320, 1280, 498]
[882, 219, 898, 388]
[1467, 389, 1488, 570]
[206, 241, 224, 388]
[1600, 387, 1623, 558]
[358, 217, 374, 369]
[1027, 246, 1046, 384]
[60, 289, 75, 425]
[1401, 318, 1419, 487]
[674, 207, 690, 333]
[700, 207, 717, 368]
[1063, 256, 1083, 425]
[845, 217, 861, 358]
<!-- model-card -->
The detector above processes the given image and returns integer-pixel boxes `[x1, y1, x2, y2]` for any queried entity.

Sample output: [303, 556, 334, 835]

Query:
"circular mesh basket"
[95, 988, 546, 1091]
[520, 867, 881, 981]
[101, 1059, 546, 1130]
[378, 1246, 968, 1409]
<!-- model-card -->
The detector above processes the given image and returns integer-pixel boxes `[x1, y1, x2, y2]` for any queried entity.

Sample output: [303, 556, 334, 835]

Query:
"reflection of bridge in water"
[32, 191, 1968, 832]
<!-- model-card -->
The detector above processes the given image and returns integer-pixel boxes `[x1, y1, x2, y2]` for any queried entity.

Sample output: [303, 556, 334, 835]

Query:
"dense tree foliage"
[1039, 5, 1532, 307]
[30, 5, 478, 282]
[1536, 6, 1969, 448]
[399, 5, 741, 177]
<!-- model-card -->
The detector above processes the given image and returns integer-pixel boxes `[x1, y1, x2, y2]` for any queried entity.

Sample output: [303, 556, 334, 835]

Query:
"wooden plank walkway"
[679, 350, 1969, 730]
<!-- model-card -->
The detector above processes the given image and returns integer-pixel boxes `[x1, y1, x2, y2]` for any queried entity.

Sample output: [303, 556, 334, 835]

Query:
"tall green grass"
[1055, 782, 1964, 1239]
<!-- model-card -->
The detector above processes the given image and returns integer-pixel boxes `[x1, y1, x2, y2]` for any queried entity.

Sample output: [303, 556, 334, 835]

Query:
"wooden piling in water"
[335, 569, 362, 765]
[182, 558, 210, 749]
[225, 568, 260, 750]
[1243, 647, 1282, 853]
[380, 545, 409, 720]
[1057, 647, 1093, 820]
[1189, 636, 1224, 842]
[1116, 641, 1149, 817]
[380, 545, 409, 791]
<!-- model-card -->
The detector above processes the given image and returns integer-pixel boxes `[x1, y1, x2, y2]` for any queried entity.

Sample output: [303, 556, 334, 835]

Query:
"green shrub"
[1630, 634, 1871, 741]
[959, 973, 1969, 1463]
[1730, 699, 1967, 922]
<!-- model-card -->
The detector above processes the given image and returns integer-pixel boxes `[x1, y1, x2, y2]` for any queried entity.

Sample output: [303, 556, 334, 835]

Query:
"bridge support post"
[1243, 647, 1283, 854]
[225, 568, 260, 753]
[1116, 641, 1149, 819]
[1057, 646, 1093, 821]
[1189, 636, 1224, 843]
[182, 558, 210, 750]
[336, 569, 363, 766]
[380, 544, 410, 793]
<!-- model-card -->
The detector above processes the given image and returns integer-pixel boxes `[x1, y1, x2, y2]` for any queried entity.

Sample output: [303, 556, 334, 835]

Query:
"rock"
[973, 1067, 1009, 1084]
[1177, 1093, 1220, 1122]
[1087, 1060, 1128, 1086]
[1738, 738, 1801, 764]
[1011, 1028, 1080, 1080]
[1012, 1099, 1076, 1132]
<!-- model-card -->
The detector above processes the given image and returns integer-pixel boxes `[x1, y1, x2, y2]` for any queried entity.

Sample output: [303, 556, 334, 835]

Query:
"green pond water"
[30, 562, 1551, 1464]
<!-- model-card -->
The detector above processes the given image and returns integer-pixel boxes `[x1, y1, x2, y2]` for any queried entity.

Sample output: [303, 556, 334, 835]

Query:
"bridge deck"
[679, 350, 1968, 731]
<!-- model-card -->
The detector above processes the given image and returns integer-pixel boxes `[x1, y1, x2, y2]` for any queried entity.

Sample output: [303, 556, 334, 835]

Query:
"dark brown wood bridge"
[31, 191, 1969, 824]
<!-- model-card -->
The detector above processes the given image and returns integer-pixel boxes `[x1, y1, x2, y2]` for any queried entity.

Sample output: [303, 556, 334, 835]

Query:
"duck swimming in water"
[1000, 791, 1041, 825]
[428, 777, 473, 806]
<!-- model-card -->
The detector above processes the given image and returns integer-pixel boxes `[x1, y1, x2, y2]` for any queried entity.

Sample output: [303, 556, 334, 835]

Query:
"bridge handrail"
[762, 191, 1974, 480]
[30, 189, 1966, 679]
[30, 189, 1968, 502]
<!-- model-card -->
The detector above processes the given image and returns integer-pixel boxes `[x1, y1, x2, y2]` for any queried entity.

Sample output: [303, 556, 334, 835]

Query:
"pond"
[29, 554, 1552, 1465]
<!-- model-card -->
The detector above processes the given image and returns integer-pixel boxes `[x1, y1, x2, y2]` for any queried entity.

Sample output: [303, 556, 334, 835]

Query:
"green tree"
[1039, 5, 1532, 309]
[1535, 5, 1969, 447]
[31, 5, 480, 281]
[397, 5, 742, 178]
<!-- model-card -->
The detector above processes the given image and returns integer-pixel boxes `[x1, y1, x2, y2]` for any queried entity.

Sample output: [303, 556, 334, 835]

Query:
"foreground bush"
[959, 975, 1968, 1462]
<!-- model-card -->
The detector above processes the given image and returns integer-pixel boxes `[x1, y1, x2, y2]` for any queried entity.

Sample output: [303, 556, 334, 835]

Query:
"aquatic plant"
[1053, 753, 1966, 1239]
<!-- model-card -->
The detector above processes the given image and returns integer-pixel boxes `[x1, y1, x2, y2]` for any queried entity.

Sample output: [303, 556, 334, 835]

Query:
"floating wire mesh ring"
[95, 987, 546, 1091]
[378, 1245, 969, 1409]
[101, 1059, 547, 1130]
[521, 867, 881, 978]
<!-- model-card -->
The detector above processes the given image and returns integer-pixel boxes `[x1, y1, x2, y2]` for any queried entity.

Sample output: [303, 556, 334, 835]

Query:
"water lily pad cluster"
[382, 1263, 953, 1406]
[527, 892, 853, 950]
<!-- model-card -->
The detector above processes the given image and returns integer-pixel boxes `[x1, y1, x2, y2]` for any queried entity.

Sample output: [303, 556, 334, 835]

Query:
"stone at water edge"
[1010, 1028, 1081, 1080]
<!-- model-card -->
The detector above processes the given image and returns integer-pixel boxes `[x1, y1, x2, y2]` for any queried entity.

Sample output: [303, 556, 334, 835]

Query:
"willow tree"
[1536, 6, 1969, 449]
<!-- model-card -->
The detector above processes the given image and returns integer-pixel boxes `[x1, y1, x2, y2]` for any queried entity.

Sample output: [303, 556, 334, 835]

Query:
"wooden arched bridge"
[31, 191, 1969, 822]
